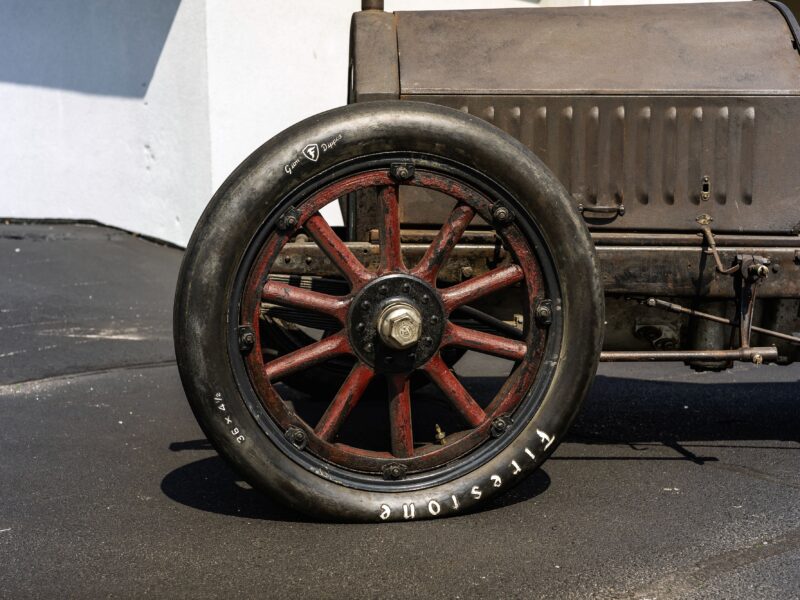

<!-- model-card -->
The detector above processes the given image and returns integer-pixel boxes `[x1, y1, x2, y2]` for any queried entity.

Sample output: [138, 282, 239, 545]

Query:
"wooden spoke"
[442, 322, 527, 361]
[264, 331, 351, 382]
[412, 204, 475, 283]
[423, 354, 486, 427]
[262, 280, 350, 324]
[304, 213, 372, 288]
[315, 363, 374, 441]
[379, 185, 405, 273]
[440, 264, 524, 313]
[387, 374, 414, 458]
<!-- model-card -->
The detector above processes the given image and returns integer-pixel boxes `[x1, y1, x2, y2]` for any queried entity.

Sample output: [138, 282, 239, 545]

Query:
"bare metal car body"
[343, 0, 800, 367]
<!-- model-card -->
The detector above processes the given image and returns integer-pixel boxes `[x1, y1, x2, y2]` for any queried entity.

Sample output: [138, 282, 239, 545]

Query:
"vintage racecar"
[174, 1, 800, 521]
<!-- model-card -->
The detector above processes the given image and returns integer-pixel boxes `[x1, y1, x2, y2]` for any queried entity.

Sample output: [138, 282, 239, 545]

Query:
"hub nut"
[377, 303, 423, 350]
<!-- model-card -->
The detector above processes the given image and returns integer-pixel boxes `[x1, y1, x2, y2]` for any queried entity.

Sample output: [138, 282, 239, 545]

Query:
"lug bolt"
[421, 294, 429, 304]
[364, 342, 374, 353]
[277, 210, 300, 231]
[285, 427, 307, 450]
[384, 356, 393, 364]
[238, 327, 256, 354]
[382, 463, 408, 480]
[361, 300, 371, 310]
[402, 283, 411, 293]
[390, 163, 415, 182]
[535, 301, 553, 326]
[422, 336, 433, 346]
[491, 416, 511, 438]
[430, 316, 440, 325]
[379, 285, 388, 295]
[356, 322, 365, 332]
[492, 205, 514, 225]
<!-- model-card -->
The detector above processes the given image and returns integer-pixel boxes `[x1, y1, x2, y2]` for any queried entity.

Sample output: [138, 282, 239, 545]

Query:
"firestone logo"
[302, 143, 320, 162]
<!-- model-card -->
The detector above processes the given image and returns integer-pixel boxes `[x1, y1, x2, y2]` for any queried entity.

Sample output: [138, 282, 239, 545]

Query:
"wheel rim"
[234, 156, 561, 487]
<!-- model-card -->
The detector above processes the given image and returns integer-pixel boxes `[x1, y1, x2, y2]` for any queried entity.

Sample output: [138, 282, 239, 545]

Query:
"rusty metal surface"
[273, 240, 800, 298]
[272, 242, 510, 285]
[645, 297, 800, 345]
[349, 3, 800, 234]
[597, 246, 800, 298]
[591, 232, 800, 248]
[409, 95, 800, 234]
[395, 3, 800, 95]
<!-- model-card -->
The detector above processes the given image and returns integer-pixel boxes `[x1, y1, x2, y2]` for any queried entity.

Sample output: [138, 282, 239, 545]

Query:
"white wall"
[204, 0, 576, 228]
[0, 0, 744, 246]
[0, 0, 212, 245]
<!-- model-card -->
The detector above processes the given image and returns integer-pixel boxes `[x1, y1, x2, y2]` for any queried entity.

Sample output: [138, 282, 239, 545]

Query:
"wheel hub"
[377, 302, 422, 349]
[348, 274, 445, 373]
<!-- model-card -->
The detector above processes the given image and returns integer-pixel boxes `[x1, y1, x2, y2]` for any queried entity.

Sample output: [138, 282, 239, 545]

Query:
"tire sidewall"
[174, 101, 604, 522]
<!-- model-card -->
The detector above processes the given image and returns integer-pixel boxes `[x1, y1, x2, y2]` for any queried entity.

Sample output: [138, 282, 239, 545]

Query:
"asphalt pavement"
[1, 223, 799, 599]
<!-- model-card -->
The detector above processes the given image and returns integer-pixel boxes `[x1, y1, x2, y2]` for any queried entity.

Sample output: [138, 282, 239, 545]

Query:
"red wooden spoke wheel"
[174, 102, 602, 521]
[240, 167, 549, 478]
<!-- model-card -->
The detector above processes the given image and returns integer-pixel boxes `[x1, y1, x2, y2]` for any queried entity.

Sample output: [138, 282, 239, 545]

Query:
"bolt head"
[383, 463, 407, 480]
[285, 427, 307, 450]
[379, 285, 388, 295]
[491, 417, 510, 438]
[377, 303, 422, 350]
[535, 302, 553, 326]
[390, 163, 414, 182]
[752, 353, 764, 365]
[492, 205, 513, 225]
[238, 327, 256, 354]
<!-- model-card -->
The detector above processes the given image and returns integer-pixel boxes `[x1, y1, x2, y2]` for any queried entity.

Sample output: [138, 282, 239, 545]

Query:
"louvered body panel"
[406, 96, 799, 233]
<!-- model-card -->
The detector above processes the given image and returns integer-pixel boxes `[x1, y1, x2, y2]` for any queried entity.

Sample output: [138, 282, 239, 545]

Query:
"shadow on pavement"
[161, 443, 552, 521]
[161, 373, 800, 520]
[571, 375, 800, 446]
[160, 454, 309, 523]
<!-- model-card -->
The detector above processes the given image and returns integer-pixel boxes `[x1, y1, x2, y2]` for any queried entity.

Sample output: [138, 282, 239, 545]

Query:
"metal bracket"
[696, 214, 740, 275]
[735, 254, 770, 348]
[578, 203, 625, 217]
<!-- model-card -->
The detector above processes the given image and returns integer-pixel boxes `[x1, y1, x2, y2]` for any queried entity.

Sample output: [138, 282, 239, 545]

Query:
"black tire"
[174, 101, 603, 522]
